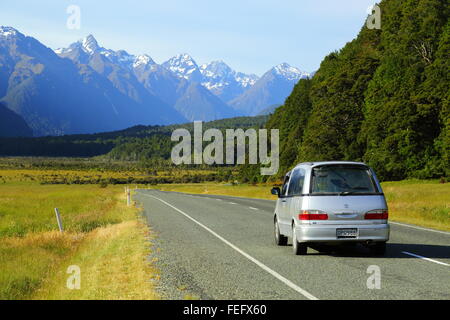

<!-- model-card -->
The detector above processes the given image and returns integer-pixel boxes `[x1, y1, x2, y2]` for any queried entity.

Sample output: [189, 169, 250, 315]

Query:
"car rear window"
[311, 165, 379, 194]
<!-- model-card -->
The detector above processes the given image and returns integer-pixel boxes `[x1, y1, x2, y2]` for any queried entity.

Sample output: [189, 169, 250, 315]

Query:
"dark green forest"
[242, 0, 449, 182]
[0, 115, 268, 159]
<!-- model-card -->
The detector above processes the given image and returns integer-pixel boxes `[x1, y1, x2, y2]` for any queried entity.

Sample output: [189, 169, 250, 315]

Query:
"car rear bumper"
[294, 223, 390, 243]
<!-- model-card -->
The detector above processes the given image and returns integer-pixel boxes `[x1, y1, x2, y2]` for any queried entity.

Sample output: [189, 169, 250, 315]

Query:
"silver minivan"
[271, 161, 389, 255]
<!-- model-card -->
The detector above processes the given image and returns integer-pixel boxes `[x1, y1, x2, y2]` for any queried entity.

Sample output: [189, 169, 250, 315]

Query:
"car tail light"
[364, 209, 388, 220]
[299, 210, 328, 220]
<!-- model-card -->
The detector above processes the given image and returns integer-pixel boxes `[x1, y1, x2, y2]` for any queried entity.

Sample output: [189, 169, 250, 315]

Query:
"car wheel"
[370, 242, 386, 256]
[274, 218, 287, 246]
[292, 225, 307, 255]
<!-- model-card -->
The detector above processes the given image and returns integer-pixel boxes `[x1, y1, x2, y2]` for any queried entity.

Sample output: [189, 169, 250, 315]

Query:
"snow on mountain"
[200, 60, 258, 90]
[0, 27, 186, 136]
[0, 26, 20, 39]
[56, 35, 158, 71]
[53, 34, 311, 117]
[81, 34, 99, 54]
[235, 72, 259, 88]
[161, 53, 203, 82]
[229, 63, 311, 116]
[199, 60, 259, 102]
[272, 63, 310, 81]
[133, 54, 156, 69]
[199, 60, 233, 79]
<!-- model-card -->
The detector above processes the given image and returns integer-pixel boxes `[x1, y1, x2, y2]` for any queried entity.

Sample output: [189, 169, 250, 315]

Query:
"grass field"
[0, 179, 159, 300]
[1, 168, 448, 300]
[149, 180, 450, 232]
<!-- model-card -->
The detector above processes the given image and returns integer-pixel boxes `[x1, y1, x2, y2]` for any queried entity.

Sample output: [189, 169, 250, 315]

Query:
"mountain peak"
[168, 53, 197, 65]
[0, 26, 20, 39]
[81, 34, 99, 54]
[272, 63, 309, 81]
[133, 54, 155, 68]
[200, 60, 233, 78]
[162, 53, 201, 81]
[177, 53, 194, 60]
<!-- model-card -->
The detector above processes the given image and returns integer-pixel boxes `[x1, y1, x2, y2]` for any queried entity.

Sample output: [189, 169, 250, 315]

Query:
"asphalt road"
[135, 190, 450, 300]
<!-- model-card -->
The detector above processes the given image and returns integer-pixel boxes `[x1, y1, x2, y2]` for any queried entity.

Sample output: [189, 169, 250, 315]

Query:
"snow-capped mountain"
[161, 56, 260, 103]
[229, 63, 311, 116]
[162, 53, 203, 83]
[199, 61, 259, 102]
[0, 27, 184, 136]
[56, 35, 155, 71]
[56, 35, 179, 119]
[0, 27, 313, 135]
[133, 54, 156, 69]
[273, 63, 310, 81]
[0, 26, 20, 39]
[200, 60, 258, 89]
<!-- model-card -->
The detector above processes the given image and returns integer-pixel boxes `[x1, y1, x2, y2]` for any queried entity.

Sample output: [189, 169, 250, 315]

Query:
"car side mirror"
[271, 187, 281, 197]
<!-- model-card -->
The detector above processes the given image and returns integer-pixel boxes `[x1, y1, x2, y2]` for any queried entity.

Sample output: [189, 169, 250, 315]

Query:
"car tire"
[292, 225, 307, 255]
[274, 218, 288, 246]
[370, 242, 386, 256]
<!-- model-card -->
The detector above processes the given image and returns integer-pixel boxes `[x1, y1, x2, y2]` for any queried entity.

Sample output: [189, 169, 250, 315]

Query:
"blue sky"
[1, 0, 379, 75]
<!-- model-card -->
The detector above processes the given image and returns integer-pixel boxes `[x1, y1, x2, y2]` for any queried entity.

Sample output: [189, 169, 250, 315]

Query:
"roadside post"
[55, 208, 64, 232]
[127, 188, 131, 207]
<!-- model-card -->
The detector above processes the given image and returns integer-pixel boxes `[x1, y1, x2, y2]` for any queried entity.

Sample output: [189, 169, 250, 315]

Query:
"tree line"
[242, 0, 449, 182]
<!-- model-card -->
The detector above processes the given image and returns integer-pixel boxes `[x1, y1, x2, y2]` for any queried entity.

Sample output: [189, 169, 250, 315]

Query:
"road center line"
[401, 251, 450, 267]
[141, 192, 319, 300]
[229, 202, 237, 205]
[249, 207, 259, 210]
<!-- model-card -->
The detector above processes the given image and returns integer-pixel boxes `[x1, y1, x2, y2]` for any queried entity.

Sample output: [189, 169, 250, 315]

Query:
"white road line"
[216, 199, 222, 201]
[249, 207, 259, 210]
[229, 202, 237, 205]
[390, 221, 450, 235]
[142, 193, 319, 300]
[402, 251, 450, 267]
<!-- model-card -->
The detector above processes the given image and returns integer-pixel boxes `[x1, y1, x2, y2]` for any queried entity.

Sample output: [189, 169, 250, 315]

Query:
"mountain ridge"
[0, 27, 313, 136]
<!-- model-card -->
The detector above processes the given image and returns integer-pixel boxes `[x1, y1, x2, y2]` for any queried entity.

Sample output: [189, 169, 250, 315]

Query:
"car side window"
[288, 168, 305, 196]
[281, 174, 290, 196]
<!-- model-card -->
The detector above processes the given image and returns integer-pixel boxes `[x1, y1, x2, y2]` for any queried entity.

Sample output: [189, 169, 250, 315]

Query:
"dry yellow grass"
[0, 178, 159, 300]
[33, 220, 160, 300]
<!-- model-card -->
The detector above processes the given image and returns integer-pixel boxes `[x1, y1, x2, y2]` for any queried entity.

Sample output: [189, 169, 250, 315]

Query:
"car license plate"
[336, 228, 358, 238]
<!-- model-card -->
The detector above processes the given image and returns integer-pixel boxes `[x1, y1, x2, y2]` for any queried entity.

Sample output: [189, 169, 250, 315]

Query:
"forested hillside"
[0, 115, 268, 159]
[253, 0, 449, 181]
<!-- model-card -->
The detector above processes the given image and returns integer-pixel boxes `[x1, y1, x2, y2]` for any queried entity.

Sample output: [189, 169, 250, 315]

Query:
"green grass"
[382, 179, 450, 231]
[0, 231, 83, 299]
[0, 182, 128, 237]
[0, 179, 159, 300]
[148, 180, 450, 232]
